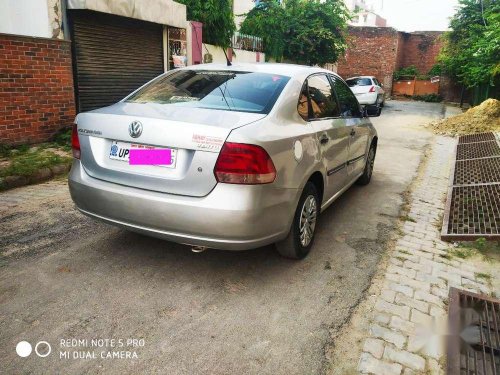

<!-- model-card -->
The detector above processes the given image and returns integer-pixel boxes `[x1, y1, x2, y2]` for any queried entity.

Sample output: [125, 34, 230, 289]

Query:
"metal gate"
[68, 10, 164, 112]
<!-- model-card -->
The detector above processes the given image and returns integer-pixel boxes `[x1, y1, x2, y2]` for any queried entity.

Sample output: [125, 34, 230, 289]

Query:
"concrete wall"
[67, 0, 188, 29]
[0, 33, 75, 145]
[0, 0, 52, 38]
[202, 44, 264, 64]
[232, 48, 264, 63]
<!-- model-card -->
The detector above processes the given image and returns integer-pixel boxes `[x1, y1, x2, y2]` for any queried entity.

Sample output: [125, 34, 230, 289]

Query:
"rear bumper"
[68, 160, 300, 250]
[355, 92, 379, 105]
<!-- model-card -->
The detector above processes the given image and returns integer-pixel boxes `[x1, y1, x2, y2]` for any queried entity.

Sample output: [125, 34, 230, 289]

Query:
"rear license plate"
[109, 141, 177, 168]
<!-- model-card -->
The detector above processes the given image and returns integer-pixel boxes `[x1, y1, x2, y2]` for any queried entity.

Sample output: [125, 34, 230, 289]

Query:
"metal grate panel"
[456, 141, 500, 161]
[459, 133, 496, 144]
[444, 185, 500, 239]
[454, 158, 500, 185]
[448, 288, 500, 375]
[443, 133, 500, 240]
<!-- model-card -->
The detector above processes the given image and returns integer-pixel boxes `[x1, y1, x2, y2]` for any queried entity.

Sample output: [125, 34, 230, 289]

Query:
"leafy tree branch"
[177, 0, 236, 49]
[240, 0, 350, 66]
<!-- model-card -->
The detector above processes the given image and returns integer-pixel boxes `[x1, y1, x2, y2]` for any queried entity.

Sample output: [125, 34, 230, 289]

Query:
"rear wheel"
[275, 182, 319, 259]
[357, 145, 376, 186]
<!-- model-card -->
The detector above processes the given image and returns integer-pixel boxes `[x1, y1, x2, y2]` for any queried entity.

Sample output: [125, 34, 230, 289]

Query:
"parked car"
[69, 63, 379, 259]
[346, 76, 385, 107]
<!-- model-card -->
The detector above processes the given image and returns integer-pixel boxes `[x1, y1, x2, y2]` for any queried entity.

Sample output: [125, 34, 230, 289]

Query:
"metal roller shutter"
[69, 10, 164, 112]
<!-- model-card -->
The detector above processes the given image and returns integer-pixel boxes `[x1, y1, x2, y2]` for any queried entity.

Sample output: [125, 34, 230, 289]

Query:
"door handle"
[350, 129, 356, 137]
[320, 135, 329, 144]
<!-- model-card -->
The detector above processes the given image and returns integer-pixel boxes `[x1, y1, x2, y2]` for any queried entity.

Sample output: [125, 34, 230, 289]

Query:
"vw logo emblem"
[128, 121, 143, 138]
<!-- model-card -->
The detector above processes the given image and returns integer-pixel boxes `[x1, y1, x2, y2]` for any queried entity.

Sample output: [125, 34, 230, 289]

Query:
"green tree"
[240, 0, 349, 65]
[439, 0, 500, 88]
[178, 0, 236, 48]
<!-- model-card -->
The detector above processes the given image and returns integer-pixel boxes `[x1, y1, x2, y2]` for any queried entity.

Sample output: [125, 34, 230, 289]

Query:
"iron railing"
[231, 32, 263, 52]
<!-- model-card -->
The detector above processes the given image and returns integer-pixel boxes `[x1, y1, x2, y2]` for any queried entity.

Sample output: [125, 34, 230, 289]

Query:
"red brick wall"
[0, 33, 75, 146]
[397, 32, 443, 74]
[337, 26, 400, 96]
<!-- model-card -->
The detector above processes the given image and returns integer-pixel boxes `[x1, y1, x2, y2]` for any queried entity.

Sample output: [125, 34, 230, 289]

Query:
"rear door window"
[297, 84, 310, 121]
[330, 76, 362, 118]
[306, 74, 340, 119]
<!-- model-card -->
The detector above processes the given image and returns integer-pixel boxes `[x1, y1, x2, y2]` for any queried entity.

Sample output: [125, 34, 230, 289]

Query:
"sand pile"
[430, 98, 500, 136]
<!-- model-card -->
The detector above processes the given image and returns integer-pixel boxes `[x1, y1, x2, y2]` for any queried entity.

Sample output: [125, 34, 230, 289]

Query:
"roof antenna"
[223, 48, 232, 67]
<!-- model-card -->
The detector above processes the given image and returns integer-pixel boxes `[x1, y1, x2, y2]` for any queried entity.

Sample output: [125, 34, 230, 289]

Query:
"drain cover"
[459, 133, 497, 144]
[443, 184, 500, 240]
[448, 288, 500, 375]
[442, 132, 500, 241]
[454, 158, 500, 185]
[456, 141, 500, 161]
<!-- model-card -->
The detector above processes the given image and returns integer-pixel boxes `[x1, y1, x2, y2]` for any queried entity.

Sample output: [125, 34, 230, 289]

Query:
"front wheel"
[275, 182, 319, 259]
[356, 145, 376, 185]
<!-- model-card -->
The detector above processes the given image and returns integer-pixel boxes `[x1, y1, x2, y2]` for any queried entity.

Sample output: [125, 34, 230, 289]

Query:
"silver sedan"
[69, 63, 379, 259]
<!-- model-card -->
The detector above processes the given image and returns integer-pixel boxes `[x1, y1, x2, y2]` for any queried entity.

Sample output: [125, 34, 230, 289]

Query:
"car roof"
[180, 62, 340, 79]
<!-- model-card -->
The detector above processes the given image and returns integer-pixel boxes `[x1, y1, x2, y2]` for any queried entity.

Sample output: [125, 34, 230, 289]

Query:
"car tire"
[275, 182, 319, 259]
[356, 144, 376, 186]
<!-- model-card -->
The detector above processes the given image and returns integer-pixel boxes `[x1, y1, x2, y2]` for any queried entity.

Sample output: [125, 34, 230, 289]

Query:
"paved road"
[0, 101, 443, 374]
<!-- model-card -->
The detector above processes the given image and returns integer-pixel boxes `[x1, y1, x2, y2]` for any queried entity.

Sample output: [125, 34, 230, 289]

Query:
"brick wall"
[397, 32, 443, 75]
[0, 33, 75, 146]
[337, 27, 400, 96]
[337, 28, 451, 99]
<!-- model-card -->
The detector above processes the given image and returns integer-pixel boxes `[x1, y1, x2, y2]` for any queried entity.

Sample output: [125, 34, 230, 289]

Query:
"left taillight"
[214, 142, 276, 184]
[72, 124, 80, 159]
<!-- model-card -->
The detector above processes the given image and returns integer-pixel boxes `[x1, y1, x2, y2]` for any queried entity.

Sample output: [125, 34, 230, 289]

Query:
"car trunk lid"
[77, 102, 265, 197]
[350, 85, 372, 95]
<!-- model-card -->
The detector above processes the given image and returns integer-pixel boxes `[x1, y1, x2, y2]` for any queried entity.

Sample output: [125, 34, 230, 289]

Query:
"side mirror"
[363, 105, 381, 117]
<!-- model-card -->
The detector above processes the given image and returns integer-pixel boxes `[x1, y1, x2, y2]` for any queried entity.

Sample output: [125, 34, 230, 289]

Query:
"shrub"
[412, 94, 443, 102]
[393, 66, 420, 80]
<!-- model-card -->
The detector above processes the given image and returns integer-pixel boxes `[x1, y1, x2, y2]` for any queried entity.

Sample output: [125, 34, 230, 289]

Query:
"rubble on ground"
[429, 98, 500, 136]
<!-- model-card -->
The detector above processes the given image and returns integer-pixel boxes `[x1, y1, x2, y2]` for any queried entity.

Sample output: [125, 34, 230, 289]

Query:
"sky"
[376, 0, 460, 32]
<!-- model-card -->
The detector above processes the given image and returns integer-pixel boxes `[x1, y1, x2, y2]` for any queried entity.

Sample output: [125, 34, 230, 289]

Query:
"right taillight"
[71, 124, 81, 159]
[214, 142, 276, 184]
[369, 86, 376, 93]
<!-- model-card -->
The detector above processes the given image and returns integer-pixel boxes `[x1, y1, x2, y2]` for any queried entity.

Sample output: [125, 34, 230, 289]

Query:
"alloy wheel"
[299, 195, 317, 247]
[367, 148, 375, 179]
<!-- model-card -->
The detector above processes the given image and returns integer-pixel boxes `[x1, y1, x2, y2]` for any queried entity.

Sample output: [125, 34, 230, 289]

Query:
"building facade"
[0, 0, 189, 145]
[233, 0, 257, 30]
[344, 0, 387, 27]
[0, 0, 264, 146]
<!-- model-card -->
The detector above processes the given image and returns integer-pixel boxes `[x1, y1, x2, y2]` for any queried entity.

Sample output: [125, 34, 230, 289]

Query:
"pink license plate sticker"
[129, 149, 172, 166]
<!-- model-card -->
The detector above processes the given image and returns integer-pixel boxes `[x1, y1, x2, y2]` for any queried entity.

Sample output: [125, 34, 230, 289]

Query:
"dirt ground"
[0, 101, 444, 374]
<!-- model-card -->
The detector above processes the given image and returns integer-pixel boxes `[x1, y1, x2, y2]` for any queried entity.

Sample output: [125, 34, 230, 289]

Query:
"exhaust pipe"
[191, 245, 207, 253]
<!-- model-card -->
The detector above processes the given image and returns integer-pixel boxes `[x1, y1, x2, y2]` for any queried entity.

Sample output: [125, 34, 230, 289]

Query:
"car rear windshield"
[126, 70, 290, 114]
[346, 78, 372, 87]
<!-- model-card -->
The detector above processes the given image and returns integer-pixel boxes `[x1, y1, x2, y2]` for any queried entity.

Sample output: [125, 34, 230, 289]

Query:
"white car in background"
[346, 76, 385, 107]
